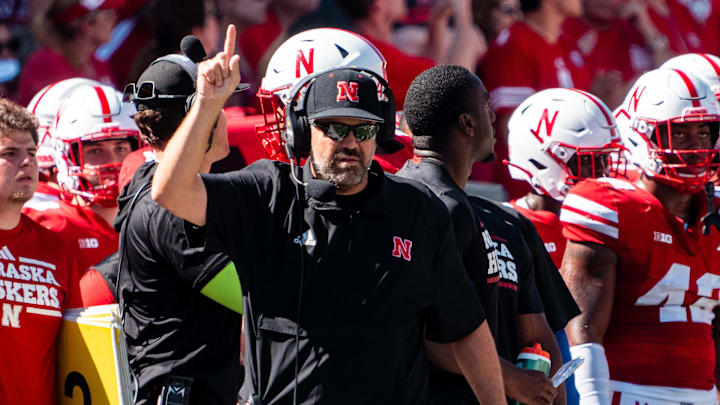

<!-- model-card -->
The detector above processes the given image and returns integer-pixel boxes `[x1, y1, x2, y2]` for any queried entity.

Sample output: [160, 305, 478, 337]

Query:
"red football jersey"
[561, 177, 720, 389]
[0, 215, 81, 405]
[23, 200, 118, 272]
[511, 199, 566, 270]
[480, 21, 591, 114]
[561, 17, 652, 83]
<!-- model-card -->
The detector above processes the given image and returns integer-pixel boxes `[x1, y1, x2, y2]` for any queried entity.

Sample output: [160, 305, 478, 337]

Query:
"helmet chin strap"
[701, 182, 720, 235]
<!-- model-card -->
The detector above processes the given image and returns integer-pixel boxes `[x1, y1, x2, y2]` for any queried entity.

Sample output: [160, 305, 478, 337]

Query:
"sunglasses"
[122, 81, 188, 103]
[309, 120, 380, 142]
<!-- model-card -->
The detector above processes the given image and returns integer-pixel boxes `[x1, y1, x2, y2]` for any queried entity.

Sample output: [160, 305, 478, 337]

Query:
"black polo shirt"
[200, 159, 485, 405]
[119, 162, 243, 405]
[396, 157, 500, 331]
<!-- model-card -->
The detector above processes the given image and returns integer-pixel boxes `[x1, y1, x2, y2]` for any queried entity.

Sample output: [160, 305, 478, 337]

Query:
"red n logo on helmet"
[530, 109, 559, 142]
[628, 86, 646, 113]
[392, 236, 413, 261]
[337, 81, 360, 102]
[296, 49, 314, 78]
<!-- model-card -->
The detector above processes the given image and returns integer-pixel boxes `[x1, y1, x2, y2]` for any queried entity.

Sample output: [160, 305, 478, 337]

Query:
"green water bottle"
[509, 343, 551, 405]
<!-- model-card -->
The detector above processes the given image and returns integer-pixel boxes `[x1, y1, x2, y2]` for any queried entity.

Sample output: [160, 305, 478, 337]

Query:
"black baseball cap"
[131, 54, 197, 111]
[305, 69, 385, 123]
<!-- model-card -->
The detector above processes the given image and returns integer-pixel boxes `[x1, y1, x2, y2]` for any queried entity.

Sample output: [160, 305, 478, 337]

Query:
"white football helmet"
[256, 28, 388, 161]
[507, 88, 623, 200]
[53, 84, 141, 206]
[27, 78, 103, 169]
[614, 68, 720, 194]
[661, 53, 720, 101]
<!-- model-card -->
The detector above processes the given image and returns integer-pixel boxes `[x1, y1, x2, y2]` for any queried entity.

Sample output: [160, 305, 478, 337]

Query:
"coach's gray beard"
[310, 149, 370, 192]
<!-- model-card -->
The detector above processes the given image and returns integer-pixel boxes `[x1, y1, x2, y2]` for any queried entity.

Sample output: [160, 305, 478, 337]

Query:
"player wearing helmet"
[251, 27, 411, 170]
[662, 53, 720, 102]
[561, 69, 720, 404]
[23, 78, 103, 208]
[24, 84, 140, 273]
[507, 88, 624, 269]
[506, 87, 624, 405]
[661, 53, 720, 199]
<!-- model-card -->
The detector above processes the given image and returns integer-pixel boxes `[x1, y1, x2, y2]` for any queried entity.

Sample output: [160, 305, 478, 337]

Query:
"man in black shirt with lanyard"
[117, 50, 245, 404]
[151, 25, 505, 405]
[398, 65, 571, 405]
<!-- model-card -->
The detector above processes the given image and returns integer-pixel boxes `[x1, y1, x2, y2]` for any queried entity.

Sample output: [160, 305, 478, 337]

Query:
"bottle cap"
[521, 343, 550, 359]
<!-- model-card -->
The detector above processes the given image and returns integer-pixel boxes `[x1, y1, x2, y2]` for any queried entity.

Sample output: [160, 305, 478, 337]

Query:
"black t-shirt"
[469, 197, 545, 361]
[200, 159, 485, 405]
[119, 162, 243, 405]
[396, 158, 500, 332]
[513, 209, 580, 332]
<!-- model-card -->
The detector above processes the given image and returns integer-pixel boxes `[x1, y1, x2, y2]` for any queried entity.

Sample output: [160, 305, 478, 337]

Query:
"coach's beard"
[310, 148, 371, 193]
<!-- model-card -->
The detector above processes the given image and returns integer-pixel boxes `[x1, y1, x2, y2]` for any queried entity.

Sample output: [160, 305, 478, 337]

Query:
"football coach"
[151, 25, 505, 405]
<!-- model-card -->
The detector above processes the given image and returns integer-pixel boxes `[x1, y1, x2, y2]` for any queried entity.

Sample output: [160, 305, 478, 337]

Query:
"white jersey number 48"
[635, 263, 720, 324]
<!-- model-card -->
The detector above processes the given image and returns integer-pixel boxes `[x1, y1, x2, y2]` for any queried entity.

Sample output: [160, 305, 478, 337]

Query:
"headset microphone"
[180, 35, 207, 63]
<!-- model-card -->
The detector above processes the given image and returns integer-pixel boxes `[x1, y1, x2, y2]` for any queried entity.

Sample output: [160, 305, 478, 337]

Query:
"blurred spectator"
[644, 0, 708, 54]
[96, 0, 152, 89]
[476, 0, 589, 200]
[676, 0, 720, 54]
[238, 0, 321, 85]
[125, 0, 209, 84]
[473, 0, 523, 40]
[561, 0, 663, 109]
[0, 23, 22, 98]
[338, 0, 485, 109]
[16, 0, 118, 105]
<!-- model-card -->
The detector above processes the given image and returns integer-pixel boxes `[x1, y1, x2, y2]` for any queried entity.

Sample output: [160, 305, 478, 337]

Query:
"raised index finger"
[224, 24, 236, 67]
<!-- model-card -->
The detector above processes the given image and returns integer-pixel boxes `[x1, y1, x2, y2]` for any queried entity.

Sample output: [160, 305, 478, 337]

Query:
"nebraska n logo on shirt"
[392, 236, 412, 261]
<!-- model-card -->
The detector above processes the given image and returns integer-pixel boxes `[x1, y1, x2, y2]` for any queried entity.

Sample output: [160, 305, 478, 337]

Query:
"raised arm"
[561, 240, 618, 405]
[152, 25, 241, 226]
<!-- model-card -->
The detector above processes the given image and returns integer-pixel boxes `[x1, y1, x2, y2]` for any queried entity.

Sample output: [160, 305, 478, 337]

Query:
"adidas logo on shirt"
[0, 246, 15, 261]
[293, 229, 317, 247]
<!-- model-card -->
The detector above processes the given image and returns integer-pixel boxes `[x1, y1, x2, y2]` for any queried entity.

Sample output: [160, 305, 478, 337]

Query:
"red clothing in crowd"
[23, 200, 118, 272]
[16, 48, 115, 106]
[477, 21, 591, 199]
[648, 0, 707, 54]
[676, 0, 720, 54]
[238, 10, 283, 76]
[561, 17, 653, 83]
[366, 36, 435, 111]
[0, 214, 81, 405]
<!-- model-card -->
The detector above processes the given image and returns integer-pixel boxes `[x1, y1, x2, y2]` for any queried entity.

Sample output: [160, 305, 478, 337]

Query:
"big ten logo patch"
[481, 230, 499, 282]
[0, 250, 62, 328]
[78, 238, 99, 249]
[491, 237, 518, 288]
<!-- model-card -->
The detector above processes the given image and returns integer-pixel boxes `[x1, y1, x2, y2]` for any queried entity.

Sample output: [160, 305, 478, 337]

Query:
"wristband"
[570, 343, 611, 405]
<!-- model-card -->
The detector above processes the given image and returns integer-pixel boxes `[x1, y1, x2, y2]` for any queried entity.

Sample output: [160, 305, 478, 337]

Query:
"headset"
[283, 66, 396, 159]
